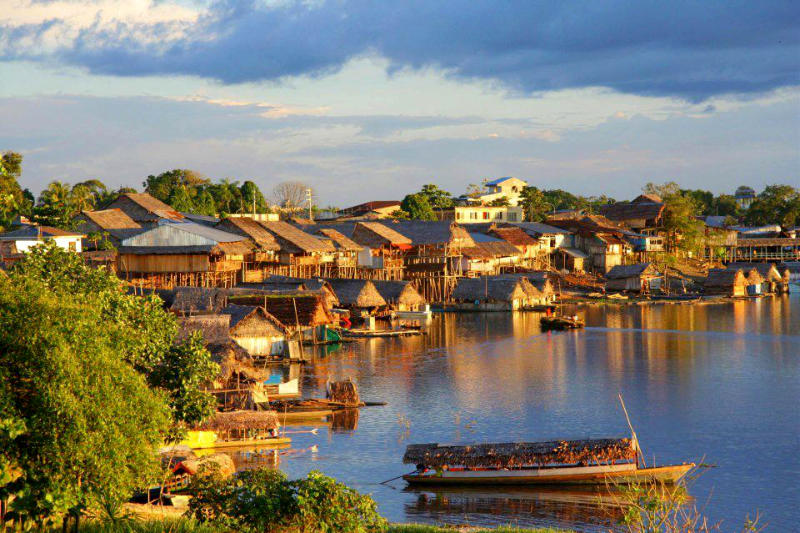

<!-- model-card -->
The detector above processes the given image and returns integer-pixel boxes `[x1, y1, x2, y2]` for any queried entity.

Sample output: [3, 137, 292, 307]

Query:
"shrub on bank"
[187, 469, 386, 533]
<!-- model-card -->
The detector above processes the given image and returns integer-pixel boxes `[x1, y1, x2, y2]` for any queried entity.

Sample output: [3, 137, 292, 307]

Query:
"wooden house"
[450, 277, 532, 311]
[598, 194, 665, 233]
[222, 304, 287, 357]
[547, 216, 629, 273]
[73, 208, 142, 248]
[171, 287, 230, 315]
[489, 225, 542, 267]
[350, 221, 411, 278]
[117, 222, 253, 288]
[258, 221, 335, 276]
[461, 234, 522, 275]
[371, 280, 427, 312]
[325, 279, 387, 315]
[727, 263, 787, 294]
[215, 217, 281, 281]
[605, 263, 661, 293]
[316, 228, 363, 275]
[104, 193, 185, 226]
[240, 275, 340, 309]
[703, 269, 747, 297]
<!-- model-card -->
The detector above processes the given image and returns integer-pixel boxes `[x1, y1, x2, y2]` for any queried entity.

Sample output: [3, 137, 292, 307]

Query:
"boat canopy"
[403, 438, 636, 469]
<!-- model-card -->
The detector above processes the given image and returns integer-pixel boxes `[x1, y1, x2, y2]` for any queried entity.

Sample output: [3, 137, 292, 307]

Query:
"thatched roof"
[216, 217, 281, 251]
[385, 221, 474, 247]
[325, 279, 387, 308]
[209, 342, 268, 384]
[462, 239, 521, 259]
[77, 208, 142, 230]
[222, 304, 286, 336]
[351, 222, 412, 247]
[451, 277, 529, 302]
[704, 268, 746, 288]
[172, 287, 229, 314]
[606, 263, 658, 279]
[371, 280, 427, 307]
[259, 221, 334, 253]
[489, 226, 539, 247]
[178, 314, 231, 344]
[403, 438, 637, 468]
[108, 193, 185, 222]
[599, 198, 665, 225]
[242, 276, 340, 307]
[198, 410, 279, 431]
[316, 228, 363, 251]
[727, 263, 783, 282]
[229, 293, 333, 328]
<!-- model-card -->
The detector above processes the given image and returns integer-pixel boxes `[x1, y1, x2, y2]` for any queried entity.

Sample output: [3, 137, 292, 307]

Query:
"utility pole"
[306, 188, 313, 221]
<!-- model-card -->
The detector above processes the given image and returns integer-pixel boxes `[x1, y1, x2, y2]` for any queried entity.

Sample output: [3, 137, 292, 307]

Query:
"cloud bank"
[2, 0, 799, 101]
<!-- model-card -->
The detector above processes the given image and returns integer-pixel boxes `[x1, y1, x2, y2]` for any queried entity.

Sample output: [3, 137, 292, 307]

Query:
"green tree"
[240, 181, 268, 214]
[144, 169, 209, 203]
[194, 189, 217, 216]
[0, 276, 171, 527]
[418, 184, 454, 209]
[519, 186, 552, 221]
[1, 152, 27, 228]
[745, 184, 800, 227]
[400, 193, 436, 220]
[644, 182, 703, 252]
[488, 196, 510, 207]
[168, 187, 197, 212]
[680, 189, 714, 215]
[34, 181, 76, 227]
[712, 194, 741, 218]
[542, 189, 583, 211]
[11, 242, 218, 429]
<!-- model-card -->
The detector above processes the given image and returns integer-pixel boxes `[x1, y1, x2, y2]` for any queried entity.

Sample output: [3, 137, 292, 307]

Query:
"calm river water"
[244, 294, 799, 531]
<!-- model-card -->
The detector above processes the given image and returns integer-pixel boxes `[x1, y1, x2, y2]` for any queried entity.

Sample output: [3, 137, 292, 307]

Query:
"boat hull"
[181, 430, 291, 450]
[404, 463, 694, 486]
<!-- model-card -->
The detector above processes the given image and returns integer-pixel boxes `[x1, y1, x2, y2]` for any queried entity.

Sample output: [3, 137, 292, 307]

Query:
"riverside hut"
[325, 279, 387, 314]
[727, 263, 786, 294]
[73, 208, 143, 248]
[316, 228, 363, 276]
[105, 192, 185, 225]
[450, 277, 530, 311]
[703, 268, 747, 297]
[371, 280, 427, 312]
[605, 263, 660, 293]
[258, 221, 335, 276]
[216, 217, 281, 280]
[171, 287, 229, 315]
[222, 304, 287, 357]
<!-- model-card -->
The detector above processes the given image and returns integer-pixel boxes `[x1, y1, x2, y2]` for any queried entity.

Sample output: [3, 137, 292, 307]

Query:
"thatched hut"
[325, 279, 387, 313]
[197, 410, 281, 441]
[370, 280, 427, 311]
[172, 287, 229, 315]
[326, 379, 362, 406]
[178, 314, 231, 344]
[403, 438, 636, 469]
[605, 263, 660, 293]
[704, 268, 747, 297]
[450, 277, 530, 311]
[258, 221, 335, 267]
[727, 263, 786, 293]
[216, 216, 281, 263]
[316, 228, 363, 269]
[222, 304, 287, 357]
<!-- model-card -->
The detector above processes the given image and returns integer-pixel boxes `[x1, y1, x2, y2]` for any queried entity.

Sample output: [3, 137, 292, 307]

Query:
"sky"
[1, 0, 799, 207]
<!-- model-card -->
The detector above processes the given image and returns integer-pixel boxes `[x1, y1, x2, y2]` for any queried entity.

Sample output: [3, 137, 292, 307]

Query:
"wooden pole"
[618, 393, 646, 467]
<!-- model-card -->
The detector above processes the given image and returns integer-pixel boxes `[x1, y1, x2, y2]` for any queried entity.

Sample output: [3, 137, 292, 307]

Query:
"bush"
[188, 469, 386, 533]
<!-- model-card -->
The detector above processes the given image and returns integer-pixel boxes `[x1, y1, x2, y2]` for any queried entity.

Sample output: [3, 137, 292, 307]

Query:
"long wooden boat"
[402, 438, 693, 487]
[540, 316, 584, 330]
[181, 430, 291, 450]
[181, 410, 291, 450]
[271, 399, 360, 421]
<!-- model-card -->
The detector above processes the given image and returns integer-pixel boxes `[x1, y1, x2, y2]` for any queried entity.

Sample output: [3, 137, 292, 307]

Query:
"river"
[236, 294, 799, 532]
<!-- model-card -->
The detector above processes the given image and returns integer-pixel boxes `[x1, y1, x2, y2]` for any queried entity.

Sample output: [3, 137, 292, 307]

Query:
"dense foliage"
[745, 184, 800, 227]
[188, 469, 386, 533]
[0, 276, 171, 527]
[399, 193, 436, 220]
[643, 182, 704, 252]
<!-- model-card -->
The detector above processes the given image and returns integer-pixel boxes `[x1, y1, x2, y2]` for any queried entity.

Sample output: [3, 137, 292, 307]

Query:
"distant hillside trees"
[745, 185, 800, 227]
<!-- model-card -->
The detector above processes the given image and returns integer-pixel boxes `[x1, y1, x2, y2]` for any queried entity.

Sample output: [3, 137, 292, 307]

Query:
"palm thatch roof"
[243, 276, 340, 307]
[216, 217, 281, 251]
[326, 379, 361, 406]
[370, 280, 427, 307]
[325, 279, 387, 308]
[198, 410, 279, 431]
[605, 263, 658, 279]
[384, 221, 475, 247]
[76, 208, 142, 230]
[489, 226, 539, 248]
[451, 278, 529, 302]
[462, 240, 521, 259]
[727, 263, 783, 282]
[704, 268, 746, 288]
[316, 228, 363, 251]
[108, 193, 185, 222]
[178, 314, 231, 344]
[259, 221, 334, 253]
[222, 304, 286, 336]
[229, 293, 333, 328]
[403, 438, 637, 468]
[351, 222, 412, 247]
[172, 287, 229, 315]
[599, 201, 665, 225]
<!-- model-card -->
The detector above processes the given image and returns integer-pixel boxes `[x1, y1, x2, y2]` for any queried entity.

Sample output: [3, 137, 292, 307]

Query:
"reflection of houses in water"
[403, 486, 625, 530]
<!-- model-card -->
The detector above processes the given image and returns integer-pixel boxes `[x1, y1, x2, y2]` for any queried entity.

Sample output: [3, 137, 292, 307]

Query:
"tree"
[400, 193, 436, 220]
[465, 183, 485, 199]
[518, 186, 552, 221]
[167, 187, 196, 212]
[1, 152, 27, 228]
[144, 169, 208, 203]
[680, 189, 714, 215]
[488, 196, 510, 207]
[712, 194, 741, 218]
[643, 182, 703, 252]
[418, 184, 454, 209]
[240, 181, 268, 214]
[11, 242, 218, 429]
[542, 189, 583, 211]
[0, 276, 171, 526]
[745, 185, 800, 227]
[272, 181, 310, 210]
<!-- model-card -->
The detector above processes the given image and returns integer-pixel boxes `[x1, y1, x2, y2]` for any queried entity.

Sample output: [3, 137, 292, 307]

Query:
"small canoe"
[271, 399, 363, 421]
[540, 316, 584, 330]
[403, 462, 694, 486]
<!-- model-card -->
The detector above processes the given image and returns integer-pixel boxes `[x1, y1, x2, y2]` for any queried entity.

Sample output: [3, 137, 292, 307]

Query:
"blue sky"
[1, 0, 798, 206]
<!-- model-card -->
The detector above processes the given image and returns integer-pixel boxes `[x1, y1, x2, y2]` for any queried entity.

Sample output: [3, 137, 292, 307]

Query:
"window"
[509, 212, 518, 222]
[495, 211, 503, 219]
[456, 212, 462, 220]
[470, 211, 477, 220]
[68, 241, 76, 252]
[483, 211, 489, 220]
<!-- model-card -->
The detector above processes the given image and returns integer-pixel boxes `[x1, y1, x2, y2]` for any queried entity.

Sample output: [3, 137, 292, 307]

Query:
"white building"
[0, 225, 84, 254]
[440, 205, 524, 224]
[475, 177, 528, 206]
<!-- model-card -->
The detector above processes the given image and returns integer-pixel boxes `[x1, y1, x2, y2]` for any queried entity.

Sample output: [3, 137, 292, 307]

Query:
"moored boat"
[181, 410, 291, 450]
[540, 315, 584, 330]
[402, 438, 693, 486]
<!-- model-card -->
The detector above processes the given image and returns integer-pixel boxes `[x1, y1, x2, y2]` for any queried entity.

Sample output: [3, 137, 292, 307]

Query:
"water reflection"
[255, 295, 797, 532]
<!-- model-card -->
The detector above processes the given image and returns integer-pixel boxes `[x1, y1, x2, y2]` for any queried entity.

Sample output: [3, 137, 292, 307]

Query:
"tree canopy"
[745, 185, 800, 227]
[400, 193, 436, 220]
